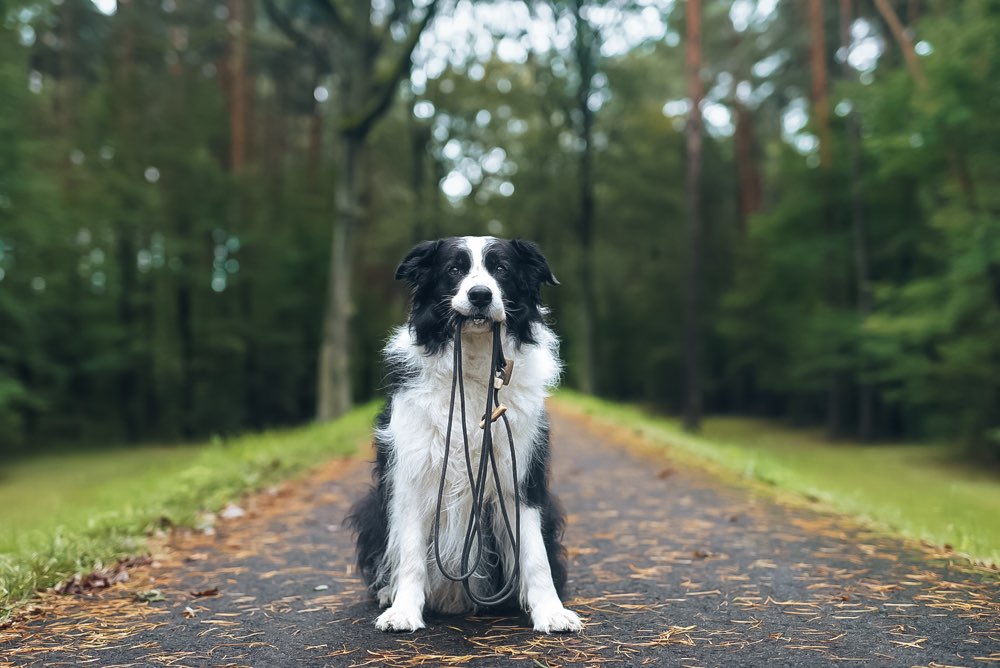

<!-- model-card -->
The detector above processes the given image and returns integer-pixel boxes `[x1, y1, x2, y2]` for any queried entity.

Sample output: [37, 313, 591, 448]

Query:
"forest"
[1, 0, 999, 462]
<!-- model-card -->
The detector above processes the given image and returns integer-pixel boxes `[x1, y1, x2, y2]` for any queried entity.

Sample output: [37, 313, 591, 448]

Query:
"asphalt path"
[3, 403, 998, 667]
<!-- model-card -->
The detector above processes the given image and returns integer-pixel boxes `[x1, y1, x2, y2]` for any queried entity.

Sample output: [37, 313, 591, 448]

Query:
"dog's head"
[395, 236, 558, 351]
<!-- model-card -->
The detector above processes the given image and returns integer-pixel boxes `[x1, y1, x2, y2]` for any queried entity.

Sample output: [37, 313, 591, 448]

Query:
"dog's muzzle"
[453, 284, 505, 325]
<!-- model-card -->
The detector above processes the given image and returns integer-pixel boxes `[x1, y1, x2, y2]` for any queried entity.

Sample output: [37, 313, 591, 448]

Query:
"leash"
[432, 319, 521, 607]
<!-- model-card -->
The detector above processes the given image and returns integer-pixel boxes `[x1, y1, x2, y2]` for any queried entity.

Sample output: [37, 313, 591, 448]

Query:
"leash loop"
[432, 320, 521, 607]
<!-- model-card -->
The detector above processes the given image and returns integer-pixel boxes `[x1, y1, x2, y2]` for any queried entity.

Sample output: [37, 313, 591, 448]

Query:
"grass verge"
[554, 391, 1000, 566]
[0, 402, 380, 620]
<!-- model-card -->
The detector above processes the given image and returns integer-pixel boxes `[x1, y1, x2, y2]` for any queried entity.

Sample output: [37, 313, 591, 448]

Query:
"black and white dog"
[348, 236, 582, 634]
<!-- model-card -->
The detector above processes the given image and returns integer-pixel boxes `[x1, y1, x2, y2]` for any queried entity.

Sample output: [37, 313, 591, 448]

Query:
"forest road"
[3, 402, 998, 667]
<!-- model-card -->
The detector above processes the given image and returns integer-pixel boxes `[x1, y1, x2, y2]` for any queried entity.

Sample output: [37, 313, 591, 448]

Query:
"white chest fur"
[381, 324, 559, 473]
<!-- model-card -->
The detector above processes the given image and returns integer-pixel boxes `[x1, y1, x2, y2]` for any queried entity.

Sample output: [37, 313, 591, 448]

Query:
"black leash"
[432, 320, 521, 607]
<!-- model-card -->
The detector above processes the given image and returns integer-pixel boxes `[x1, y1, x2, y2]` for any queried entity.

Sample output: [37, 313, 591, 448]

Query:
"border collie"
[347, 236, 582, 634]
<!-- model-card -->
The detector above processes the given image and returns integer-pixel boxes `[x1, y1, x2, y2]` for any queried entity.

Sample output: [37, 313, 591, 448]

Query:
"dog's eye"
[494, 264, 507, 275]
[448, 266, 461, 276]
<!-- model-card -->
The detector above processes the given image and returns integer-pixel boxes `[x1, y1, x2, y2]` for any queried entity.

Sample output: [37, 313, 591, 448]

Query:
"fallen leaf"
[191, 587, 220, 597]
[135, 589, 166, 603]
[53, 556, 151, 595]
[314, 584, 329, 591]
[185, 552, 210, 562]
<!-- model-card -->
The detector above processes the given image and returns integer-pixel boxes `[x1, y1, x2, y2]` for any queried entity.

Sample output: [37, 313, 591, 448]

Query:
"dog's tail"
[345, 484, 390, 592]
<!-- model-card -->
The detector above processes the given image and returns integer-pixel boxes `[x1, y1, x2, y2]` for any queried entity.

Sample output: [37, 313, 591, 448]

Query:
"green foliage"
[1, 0, 999, 462]
[718, 145, 858, 416]
[847, 0, 1000, 457]
[713, 0, 1000, 457]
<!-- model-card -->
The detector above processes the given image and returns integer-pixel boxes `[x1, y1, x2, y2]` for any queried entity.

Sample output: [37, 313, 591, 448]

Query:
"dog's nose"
[468, 286, 493, 308]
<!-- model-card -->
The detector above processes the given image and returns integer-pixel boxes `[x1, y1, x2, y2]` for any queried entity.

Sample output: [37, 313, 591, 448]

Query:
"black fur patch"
[483, 239, 558, 348]
[395, 238, 469, 354]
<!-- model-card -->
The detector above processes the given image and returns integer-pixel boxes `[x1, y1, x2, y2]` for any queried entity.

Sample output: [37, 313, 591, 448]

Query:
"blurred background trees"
[1, 0, 999, 462]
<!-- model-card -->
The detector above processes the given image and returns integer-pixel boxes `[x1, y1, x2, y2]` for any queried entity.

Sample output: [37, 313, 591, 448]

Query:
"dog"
[347, 236, 582, 634]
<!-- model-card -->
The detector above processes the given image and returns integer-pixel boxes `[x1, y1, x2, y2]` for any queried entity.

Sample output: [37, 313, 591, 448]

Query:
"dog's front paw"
[375, 606, 425, 633]
[532, 605, 583, 634]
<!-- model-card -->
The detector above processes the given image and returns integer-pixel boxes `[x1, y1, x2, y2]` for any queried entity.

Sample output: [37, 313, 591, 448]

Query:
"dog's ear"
[395, 240, 441, 287]
[511, 239, 559, 287]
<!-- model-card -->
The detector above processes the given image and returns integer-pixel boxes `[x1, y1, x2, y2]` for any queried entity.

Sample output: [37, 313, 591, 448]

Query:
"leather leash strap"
[432, 320, 520, 607]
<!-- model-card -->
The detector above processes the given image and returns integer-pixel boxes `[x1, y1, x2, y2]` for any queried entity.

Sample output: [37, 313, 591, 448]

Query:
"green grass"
[0, 402, 380, 619]
[555, 391, 1000, 566]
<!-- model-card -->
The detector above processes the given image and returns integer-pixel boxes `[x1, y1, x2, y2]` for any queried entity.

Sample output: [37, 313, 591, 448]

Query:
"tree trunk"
[56, 0, 74, 141]
[226, 0, 260, 428]
[573, 0, 598, 395]
[807, 0, 844, 437]
[317, 133, 362, 421]
[315, 4, 369, 421]
[113, 0, 141, 440]
[176, 217, 196, 438]
[227, 0, 248, 172]
[731, 100, 762, 413]
[116, 226, 140, 440]
[840, 0, 874, 440]
[683, 0, 704, 432]
[808, 0, 832, 168]
[733, 101, 762, 233]
[874, 0, 927, 90]
[309, 0, 439, 421]
[873, 0, 978, 211]
[268, 73, 289, 201]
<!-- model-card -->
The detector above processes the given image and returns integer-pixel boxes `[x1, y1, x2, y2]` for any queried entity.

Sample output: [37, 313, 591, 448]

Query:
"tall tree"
[226, 0, 260, 428]
[808, 0, 832, 168]
[264, 0, 441, 420]
[227, 0, 250, 173]
[839, 0, 873, 440]
[732, 101, 761, 233]
[571, 0, 598, 394]
[112, 0, 142, 440]
[807, 0, 845, 436]
[683, 0, 703, 432]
